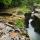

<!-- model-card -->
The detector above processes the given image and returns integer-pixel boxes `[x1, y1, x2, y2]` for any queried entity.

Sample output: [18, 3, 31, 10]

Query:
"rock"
[0, 33, 11, 40]
[0, 21, 30, 40]
[24, 13, 31, 28]
[5, 22, 15, 29]
[0, 22, 6, 29]
[9, 32, 18, 38]
[21, 36, 26, 40]
[35, 8, 40, 13]
[0, 31, 3, 37]
[2, 26, 14, 34]
[31, 15, 40, 34]
[8, 21, 15, 25]
[31, 13, 40, 18]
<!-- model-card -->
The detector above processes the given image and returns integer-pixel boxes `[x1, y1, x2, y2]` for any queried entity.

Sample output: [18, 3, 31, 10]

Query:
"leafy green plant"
[3, 0, 12, 5]
[16, 19, 24, 29]
[19, 6, 31, 13]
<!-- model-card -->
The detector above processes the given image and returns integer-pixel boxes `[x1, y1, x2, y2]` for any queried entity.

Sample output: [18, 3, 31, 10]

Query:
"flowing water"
[27, 19, 40, 40]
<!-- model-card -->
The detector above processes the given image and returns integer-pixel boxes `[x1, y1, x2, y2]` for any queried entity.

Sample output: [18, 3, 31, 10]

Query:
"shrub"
[16, 19, 24, 29]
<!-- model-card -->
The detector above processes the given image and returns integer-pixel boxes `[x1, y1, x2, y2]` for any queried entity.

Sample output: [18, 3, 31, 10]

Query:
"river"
[27, 19, 40, 40]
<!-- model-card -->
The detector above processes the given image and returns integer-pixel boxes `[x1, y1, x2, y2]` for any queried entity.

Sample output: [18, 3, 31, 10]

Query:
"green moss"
[19, 6, 31, 13]
[3, 0, 12, 5]
[17, 11, 23, 15]
[15, 19, 24, 29]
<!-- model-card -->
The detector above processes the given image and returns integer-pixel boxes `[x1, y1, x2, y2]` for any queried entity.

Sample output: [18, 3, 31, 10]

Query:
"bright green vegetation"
[19, 6, 31, 13]
[16, 19, 24, 29]
[17, 6, 31, 14]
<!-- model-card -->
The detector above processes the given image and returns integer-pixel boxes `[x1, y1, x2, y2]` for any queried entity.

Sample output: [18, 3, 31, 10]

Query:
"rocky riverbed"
[0, 21, 30, 40]
[0, 8, 30, 40]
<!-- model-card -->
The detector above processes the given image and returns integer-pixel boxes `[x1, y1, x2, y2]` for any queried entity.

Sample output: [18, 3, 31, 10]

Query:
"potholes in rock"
[8, 22, 15, 25]
[9, 30, 13, 32]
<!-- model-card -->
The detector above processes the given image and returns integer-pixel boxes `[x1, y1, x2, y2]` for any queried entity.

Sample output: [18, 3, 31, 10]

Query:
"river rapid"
[27, 19, 40, 40]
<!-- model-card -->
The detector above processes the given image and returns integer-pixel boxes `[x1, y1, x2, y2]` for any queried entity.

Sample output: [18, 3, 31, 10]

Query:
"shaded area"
[0, 13, 12, 16]
[0, 3, 4, 9]
[24, 13, 31, 28]
[31, 15, 40, 34]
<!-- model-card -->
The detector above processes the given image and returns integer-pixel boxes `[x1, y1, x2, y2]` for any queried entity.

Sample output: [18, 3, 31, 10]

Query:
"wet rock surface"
[0, 21, 30, 40]
[31, 15, 40, 34]
[31, 6, 40, 34]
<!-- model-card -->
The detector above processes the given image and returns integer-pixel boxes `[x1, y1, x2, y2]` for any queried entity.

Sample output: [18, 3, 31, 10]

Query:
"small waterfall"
[27, 19, 40, 40]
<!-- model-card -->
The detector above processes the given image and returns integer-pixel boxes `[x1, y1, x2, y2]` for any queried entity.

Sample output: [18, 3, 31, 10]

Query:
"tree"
[0, 0, 40, 8]
[26, 0, 35, 11]
[0, 0, 12, 8]
[3, 0, 12, 5]
[11, 0, 22, 7]
[26, 0, 40, 11]
[35, 0, 40, 4]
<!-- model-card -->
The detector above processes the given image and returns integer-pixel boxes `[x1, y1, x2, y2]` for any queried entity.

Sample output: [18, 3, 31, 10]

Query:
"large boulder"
[24, 13, 31, 28]
[0, 21, 30, 40]
[31, 15, 40, 34]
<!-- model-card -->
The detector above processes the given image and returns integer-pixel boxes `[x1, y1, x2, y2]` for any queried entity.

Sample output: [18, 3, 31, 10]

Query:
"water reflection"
[27, 19, 40, 40]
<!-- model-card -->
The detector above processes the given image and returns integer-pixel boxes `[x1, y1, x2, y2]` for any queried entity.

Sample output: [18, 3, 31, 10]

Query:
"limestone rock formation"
[0, 21, 30, 40]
